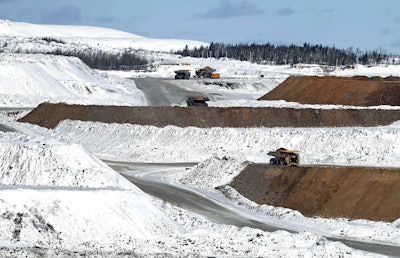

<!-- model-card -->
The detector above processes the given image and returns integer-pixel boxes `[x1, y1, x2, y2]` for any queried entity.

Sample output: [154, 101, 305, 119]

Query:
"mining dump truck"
[195, 66, 220, 78]
[268, 148, 300, 166]
[174, 70, 191, 79]
[186, 96, 210, 107]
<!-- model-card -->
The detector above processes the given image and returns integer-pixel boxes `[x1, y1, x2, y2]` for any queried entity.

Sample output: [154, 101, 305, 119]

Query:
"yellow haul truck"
[268, 148, 300, 166]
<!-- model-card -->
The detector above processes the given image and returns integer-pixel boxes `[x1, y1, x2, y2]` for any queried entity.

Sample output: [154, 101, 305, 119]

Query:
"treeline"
[59, 49, 149, 70]
[26, 48, 149, 70]
[176, 42, 390, 66]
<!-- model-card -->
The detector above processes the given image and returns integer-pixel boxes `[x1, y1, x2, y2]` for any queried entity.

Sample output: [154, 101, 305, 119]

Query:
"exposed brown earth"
[229, 164, 400, 222]
[259, 76, 400, 106]
[18, 102, 400, 129]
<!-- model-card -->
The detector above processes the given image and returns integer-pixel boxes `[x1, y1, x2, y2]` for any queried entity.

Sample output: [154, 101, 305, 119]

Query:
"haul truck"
[268, 148, 300, 166]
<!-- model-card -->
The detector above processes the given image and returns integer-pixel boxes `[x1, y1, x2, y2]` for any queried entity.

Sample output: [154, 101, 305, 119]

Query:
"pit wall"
[19, 103, 400, 129]
[229, 164, 400, 222]
[259, 76, 400, 106]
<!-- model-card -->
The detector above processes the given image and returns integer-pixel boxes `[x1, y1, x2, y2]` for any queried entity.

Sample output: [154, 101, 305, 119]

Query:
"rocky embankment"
[19, 102, 400, 128]
[259, 75, 400, 106]
[230, 164, 400, 222]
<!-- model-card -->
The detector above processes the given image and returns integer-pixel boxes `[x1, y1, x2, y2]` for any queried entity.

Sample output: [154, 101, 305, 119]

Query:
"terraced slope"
[230, 164, 400, 222]
[18, 102, 400, 128]
[259, 76, 400, 106]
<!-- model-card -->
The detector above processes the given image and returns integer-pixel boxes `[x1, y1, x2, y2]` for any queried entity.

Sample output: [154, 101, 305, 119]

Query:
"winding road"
[0, 108, 32, 132]
[0, 123, 15, 132]
[107, 161, 400, 257]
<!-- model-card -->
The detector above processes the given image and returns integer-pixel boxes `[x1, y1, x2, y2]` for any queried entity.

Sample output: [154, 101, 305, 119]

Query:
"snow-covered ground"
[0, 124, 179, 250]
[0, 54, 147, 107]
[0, 20, 399, 256]
[50, 120, 400, 244]
[53, 120, 400, 167]
[1, 118, 379, 257]
[0, 19, 206, 52]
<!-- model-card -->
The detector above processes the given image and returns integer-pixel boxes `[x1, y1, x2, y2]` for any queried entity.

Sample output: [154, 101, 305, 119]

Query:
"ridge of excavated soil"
[229, 164, 400, 222]
[259, 76, 400, 106]
[19, 102, 400, 129]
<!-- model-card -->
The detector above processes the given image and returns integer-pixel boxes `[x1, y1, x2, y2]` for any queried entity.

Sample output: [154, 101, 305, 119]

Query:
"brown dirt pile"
[229, 164, 400, 222]
[259, 76, 400, 106]
[19, 102, 400, 129]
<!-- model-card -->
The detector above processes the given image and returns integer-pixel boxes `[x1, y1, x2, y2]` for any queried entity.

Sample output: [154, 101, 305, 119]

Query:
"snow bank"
[0, 189, 176, 249]
[0, 140, 131, 188]
[0, 53, 146, 107]
[54, 120, 400, 167]
[0, 195, 374, 257]
[179, 156, 249, 189]
[143, 228, 363, 257]
[0, 129, 178, 250]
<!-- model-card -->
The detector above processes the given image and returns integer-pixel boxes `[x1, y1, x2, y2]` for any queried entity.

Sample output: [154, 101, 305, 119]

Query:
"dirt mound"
[229, 164, 400, 222]
[259, 76, 400, 106]
[19, 102, 400, 129]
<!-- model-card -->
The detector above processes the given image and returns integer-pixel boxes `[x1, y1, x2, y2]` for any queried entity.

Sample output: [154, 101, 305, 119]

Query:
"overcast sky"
[1, 0, 400, 54]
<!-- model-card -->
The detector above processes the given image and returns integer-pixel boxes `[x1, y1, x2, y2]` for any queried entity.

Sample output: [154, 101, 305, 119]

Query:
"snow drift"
[0, 189, 176, 249]
[0, 129, 177, 250]
[0, 53, 146, 107]
[0, 140, 131, 188]
[179, 156, 249, 189]
[54, 120, 400, 167]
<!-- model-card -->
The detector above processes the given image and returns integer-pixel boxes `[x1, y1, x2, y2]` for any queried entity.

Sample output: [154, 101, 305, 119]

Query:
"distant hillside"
[0, 20, 207, 52]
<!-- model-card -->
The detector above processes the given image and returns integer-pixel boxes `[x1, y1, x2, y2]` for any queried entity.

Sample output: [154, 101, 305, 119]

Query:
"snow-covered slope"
[0, 189, 177, 249]
[0, 20, 207, 52]
[54, 120, 400, 167]
[0, 121, 377, 256]
[0, 141, 130, 188]
[0, 53, 146, 107]
[0, 19, 144, 39]
[179, 156, 249, 189]
[52, 120, 400, 247]
[0, 125, 178, 249]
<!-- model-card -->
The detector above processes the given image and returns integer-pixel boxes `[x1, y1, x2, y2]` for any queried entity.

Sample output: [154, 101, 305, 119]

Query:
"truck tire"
[269, 158, 277, 166]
